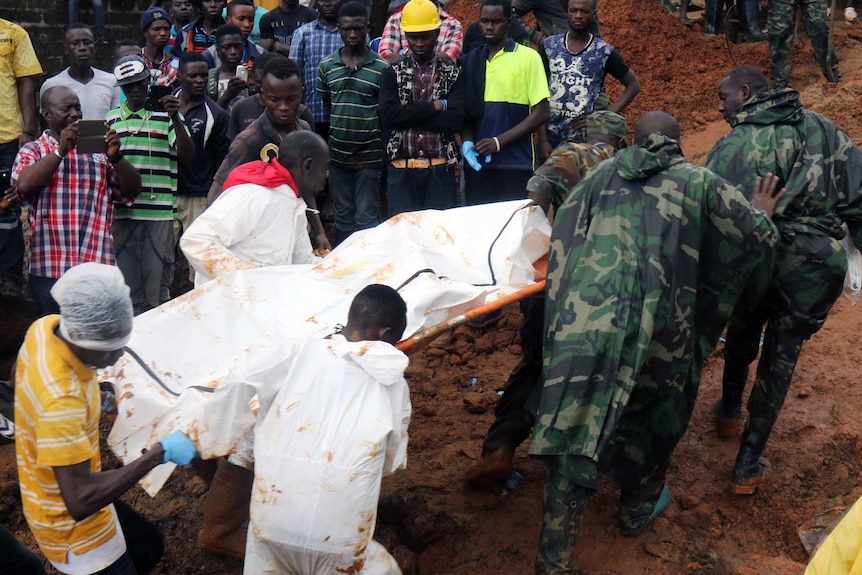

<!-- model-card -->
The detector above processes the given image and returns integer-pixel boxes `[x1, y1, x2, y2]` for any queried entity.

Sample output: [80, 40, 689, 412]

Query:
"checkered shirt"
[289, 19, 345, 123]
[12, 131, 123, 279]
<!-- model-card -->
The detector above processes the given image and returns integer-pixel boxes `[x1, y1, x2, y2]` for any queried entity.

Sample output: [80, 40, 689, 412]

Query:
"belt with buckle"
[390, 158, 448, 169]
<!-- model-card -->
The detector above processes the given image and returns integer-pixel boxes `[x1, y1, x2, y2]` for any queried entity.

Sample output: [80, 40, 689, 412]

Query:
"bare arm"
[162, 96, 195, 164]
[608, 70, 640, 115]
[474, 99, 550, 156]
[17, 123, 79, 200]
[17, 76, 37, 146]
[302, 195, 331, 251]
[53, 446, 164, 522]
[460, 117, 476, 144]
[271, 41, 292, 56]
[106, 129, 143, 201]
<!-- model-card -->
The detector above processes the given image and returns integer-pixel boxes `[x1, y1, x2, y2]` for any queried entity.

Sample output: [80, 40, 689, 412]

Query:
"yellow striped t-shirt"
[14, 315, 116, 563]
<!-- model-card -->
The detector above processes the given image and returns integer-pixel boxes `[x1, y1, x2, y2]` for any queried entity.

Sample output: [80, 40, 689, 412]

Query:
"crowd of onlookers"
[1, 0, 645, 316]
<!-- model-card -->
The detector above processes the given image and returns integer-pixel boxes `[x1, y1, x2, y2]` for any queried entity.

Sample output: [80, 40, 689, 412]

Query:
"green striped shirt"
[316, 48, 387, 167]
[106, 104, 180, 221]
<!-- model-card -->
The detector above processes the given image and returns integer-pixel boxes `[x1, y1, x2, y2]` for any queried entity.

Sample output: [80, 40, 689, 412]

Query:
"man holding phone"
[12, 86, 141, 315]
[107, 54, 194, 313]
[205, 24, 251, 112]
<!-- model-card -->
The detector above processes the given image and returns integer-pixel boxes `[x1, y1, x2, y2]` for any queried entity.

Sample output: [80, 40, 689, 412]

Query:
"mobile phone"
[76, 120, 108, 154]
[144, 85, 173, 112]
[235, 64, 248, 83]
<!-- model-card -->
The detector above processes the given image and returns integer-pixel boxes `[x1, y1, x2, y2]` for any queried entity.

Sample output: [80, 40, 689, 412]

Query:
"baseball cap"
[114, 54, 150, 86]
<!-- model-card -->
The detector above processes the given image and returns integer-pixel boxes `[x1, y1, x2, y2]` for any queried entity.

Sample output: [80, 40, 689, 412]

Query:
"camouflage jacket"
[526, 141, 616, 210]
[529, 134, 779, 459]
[705, 88, 862, 250]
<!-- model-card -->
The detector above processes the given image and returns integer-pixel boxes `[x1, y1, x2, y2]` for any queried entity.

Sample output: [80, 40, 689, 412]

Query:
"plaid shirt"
[143, 52, 179, 87]
[289, 19, 344, 123]
[12, 131, 123, 279]
[401, 57, 444, 159]
[378, 9, 463, 62]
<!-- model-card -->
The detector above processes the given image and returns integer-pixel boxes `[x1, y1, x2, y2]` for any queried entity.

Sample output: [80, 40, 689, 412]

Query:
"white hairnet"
[50, 263, 134, 351]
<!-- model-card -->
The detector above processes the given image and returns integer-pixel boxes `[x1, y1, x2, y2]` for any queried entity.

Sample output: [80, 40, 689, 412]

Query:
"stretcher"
[105, 200, 552, 495]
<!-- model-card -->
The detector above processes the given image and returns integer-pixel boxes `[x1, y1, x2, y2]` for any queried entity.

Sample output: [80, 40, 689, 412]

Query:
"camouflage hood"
[729, 87, 804, 129]
[615, 133, 686, 181]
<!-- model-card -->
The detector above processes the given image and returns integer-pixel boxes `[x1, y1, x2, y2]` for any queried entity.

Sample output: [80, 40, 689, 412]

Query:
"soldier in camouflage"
[465, 111, 627, 489]
[530, 111, 782, 574]
[769, 0, 840, 87]
[705, 66, 862, 495]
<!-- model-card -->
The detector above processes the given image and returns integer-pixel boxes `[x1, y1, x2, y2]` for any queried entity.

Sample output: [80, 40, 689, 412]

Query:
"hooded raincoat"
[529, 133, 779, 489]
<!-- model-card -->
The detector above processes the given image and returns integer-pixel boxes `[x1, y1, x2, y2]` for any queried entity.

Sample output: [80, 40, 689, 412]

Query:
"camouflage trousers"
[722, 232, 846, 431]
[768, 0, 839, 87]
[535, 364, 698, 573]
[536, 455, 594, 575]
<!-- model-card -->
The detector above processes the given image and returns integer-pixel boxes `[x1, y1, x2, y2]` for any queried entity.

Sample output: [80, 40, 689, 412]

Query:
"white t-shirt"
[40, 67, 120, 120]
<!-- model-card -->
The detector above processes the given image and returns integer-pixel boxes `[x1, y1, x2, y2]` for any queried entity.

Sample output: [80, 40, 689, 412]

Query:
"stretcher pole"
[396, 280, 546, 355]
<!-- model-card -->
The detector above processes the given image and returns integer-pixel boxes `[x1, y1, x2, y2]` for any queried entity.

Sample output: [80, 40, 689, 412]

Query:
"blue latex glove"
[158, 430, 197, 465]
[461, 140, 482, 172]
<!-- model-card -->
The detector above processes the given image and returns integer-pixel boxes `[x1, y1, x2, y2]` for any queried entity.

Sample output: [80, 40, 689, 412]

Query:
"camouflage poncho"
[705, 87, 862, 267]
[529, 134, 779, 477]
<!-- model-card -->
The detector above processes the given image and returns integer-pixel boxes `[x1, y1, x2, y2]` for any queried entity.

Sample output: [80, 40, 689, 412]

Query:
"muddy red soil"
[3, 1, 862, 573]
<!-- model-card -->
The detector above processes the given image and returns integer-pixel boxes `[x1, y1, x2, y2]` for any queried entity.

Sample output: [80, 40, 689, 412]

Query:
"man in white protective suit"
[244, 283, 410, 574]
[180, 129, 328, 286]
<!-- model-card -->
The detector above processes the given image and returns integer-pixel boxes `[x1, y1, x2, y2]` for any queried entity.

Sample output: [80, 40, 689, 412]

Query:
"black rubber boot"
[730, 421, 773, 495]
[740, 0, 767, 41]
[716, 365, 746, 439]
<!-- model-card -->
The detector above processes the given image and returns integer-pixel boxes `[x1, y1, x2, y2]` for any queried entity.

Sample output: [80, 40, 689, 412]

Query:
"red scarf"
[222, 160, 300, 197]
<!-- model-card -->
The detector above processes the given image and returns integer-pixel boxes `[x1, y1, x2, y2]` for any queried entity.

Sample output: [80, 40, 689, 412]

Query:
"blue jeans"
[328, 163, 382, 235]
[0, 140, 24, 290]
[68, 0, 105, 36]
[386, 163, 458, 217]
[0, 523, 45, 575]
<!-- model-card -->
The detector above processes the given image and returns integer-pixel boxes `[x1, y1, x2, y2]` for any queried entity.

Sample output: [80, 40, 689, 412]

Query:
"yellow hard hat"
[401, 0, 442, 32]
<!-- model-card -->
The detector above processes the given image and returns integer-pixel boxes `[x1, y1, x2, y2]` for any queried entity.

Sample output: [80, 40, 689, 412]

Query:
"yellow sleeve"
[524, 45, 550, 108]
[35, 392, 95, 468]
[12, 26, 43, 79]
